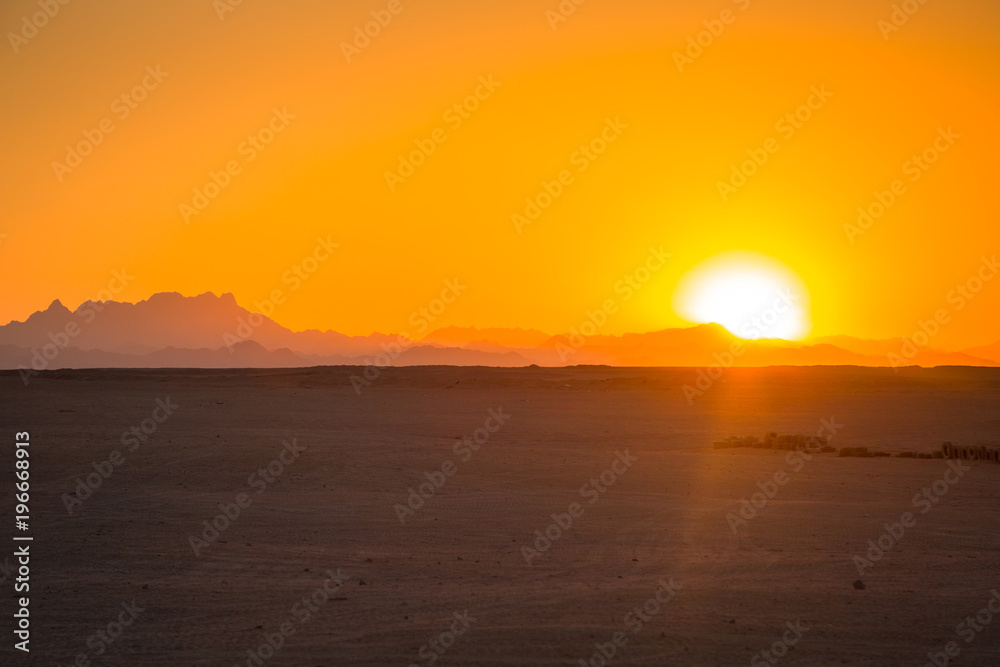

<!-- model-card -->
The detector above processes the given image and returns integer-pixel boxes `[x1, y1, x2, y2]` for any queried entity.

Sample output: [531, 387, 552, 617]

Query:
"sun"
[673, 251, 812, 340]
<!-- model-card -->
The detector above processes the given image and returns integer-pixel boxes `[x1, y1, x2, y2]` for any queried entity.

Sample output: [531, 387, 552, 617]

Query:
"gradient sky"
[2, 0, 999, 349]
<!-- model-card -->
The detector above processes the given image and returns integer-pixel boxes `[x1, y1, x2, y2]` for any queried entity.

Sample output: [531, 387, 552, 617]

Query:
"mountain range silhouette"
[1, 292, 997, 370]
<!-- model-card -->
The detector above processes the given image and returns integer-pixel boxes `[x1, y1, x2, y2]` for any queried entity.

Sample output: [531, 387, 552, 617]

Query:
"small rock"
[853, 580, 866, 590]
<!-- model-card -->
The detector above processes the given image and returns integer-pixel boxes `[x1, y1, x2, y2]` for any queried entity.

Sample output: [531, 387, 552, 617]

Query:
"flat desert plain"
[1, 365, 999, 666]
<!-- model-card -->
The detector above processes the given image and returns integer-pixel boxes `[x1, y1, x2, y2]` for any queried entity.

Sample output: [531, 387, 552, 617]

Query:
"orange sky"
[2, 0, 999, 349]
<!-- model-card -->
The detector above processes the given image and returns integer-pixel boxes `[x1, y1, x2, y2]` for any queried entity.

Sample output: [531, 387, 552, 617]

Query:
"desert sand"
[2, 365, 999, 666]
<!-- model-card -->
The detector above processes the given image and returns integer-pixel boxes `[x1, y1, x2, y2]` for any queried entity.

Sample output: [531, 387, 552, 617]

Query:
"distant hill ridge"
[0, 291, 997, 371]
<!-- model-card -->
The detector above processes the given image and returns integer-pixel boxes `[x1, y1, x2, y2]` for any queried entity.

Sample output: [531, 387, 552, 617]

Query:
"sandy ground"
[1, 365, 999, 666]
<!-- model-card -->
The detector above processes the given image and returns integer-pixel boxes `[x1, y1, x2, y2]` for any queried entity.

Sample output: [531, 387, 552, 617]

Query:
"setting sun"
[673, 251, 811, 340]
[4, 1, 1000, 664]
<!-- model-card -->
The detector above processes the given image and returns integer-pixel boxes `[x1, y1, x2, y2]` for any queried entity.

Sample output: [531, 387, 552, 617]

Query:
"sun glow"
[673, 252, 811, 340]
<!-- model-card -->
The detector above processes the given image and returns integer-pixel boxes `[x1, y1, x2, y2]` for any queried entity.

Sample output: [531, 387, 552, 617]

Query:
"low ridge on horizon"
[1, 291, 997, 372]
